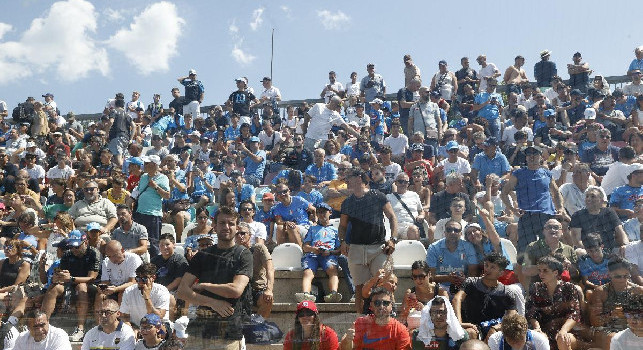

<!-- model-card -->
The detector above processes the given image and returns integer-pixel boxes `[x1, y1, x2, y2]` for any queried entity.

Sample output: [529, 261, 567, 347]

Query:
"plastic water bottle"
[187, 304, 197, 320]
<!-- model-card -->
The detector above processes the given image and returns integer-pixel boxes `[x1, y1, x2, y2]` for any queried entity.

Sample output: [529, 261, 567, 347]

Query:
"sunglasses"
[372, 300, 392, 307]
[236, 231, 249, 236]
[298, 310, 315, 317]
[445, 227, 461, 233]
[240, 207, 254, 212]
[276, 190, 289, 195]
[135, 276, 151, 283]
[612, 274, 631, 280]
[411, 274, 427, 280]
[98, 310, 117, 316]
[3, 245, 14, 250]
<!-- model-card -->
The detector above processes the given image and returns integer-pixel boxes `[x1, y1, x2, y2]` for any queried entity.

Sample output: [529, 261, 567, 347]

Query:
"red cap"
[296, 300, 318, 314]
[262, 192, 275, 200]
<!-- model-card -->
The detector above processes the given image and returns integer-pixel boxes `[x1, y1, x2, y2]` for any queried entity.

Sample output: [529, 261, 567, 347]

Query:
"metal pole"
[270, 28, 274, 80]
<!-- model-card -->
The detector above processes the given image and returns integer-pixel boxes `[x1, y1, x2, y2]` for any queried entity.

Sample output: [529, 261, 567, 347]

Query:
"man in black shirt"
[0, 149, 19, 194]
[151, 233, 188, 319]
[227, 77, 259, 118]
[107, 98, 134, 167]
[455, 57, 479, 99]
[339, 168, 397, 313]
[168, 87, 186, 120]
[177, 206, 252, 348]
[41, 230, 100, 341]
[533, 50, 557, 88]
[453, 253, 517, 341]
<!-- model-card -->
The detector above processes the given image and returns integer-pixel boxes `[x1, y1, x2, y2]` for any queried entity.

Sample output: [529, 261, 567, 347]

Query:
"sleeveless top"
[410, 283, 441, 304]
[0, 258, 24, 288]
[602, 283, 634, 332]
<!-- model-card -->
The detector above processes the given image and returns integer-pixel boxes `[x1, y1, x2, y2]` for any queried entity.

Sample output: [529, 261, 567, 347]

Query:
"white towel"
[416, 296, 467, 345]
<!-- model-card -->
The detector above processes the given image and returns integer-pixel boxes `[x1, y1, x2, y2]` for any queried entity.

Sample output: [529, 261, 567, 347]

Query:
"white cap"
[235, 77, 248, 85]
[188, 69, 197, 75]
[142, 155, 161, 165]
[584, 108, 596, 120]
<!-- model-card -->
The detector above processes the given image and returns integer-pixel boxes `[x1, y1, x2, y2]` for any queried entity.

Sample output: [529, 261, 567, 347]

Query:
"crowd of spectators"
[0, 48, 642, 350]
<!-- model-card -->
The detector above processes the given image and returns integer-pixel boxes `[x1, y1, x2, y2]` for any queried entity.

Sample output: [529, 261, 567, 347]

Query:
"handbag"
[392, 192, 426, 239]
[242, 314, 283, 344]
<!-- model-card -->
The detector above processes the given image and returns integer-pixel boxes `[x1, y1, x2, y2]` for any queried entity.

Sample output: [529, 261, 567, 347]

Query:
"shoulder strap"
[393, 192, 416, 221]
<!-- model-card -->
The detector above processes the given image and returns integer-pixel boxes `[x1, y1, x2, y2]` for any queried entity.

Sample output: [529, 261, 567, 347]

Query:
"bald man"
[94, 240, 142, 316]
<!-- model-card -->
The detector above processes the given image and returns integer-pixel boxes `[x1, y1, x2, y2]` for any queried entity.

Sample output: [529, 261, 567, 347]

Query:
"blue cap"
[446, 140, 459, 150]
[315, 202, 332, 211]
[140, 313, 162, 326]
[543, 109, 556, 118]
[129, 157, 143, 166]
[249, 136, 260, 142]
[67, 230, 87, 247]
[86, 222, 101, 232]
[52, 239, 70, 249]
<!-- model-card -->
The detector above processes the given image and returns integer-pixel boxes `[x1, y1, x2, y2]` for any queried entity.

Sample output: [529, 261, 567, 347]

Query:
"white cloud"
[250, 8, 264, 31]
[0, 0, 109, 84]
[107, 1, 184, 75]
[229, 19, 239, 34]
[317, 10, 350, 30]
[104, 8, 124, 22]
[281, 6, 292, 18]
[231, 44, 256, 65]
[0, 23, 12, 40]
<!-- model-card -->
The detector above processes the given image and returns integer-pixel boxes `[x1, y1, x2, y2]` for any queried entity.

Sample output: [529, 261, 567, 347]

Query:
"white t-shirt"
[46, 165, 75, 180]
[120, 283, 170, 326]
[610, 328, 642, 350]
[248, 220, 268, 245]
[323, 82, 345, 103]
[387, 191, 423, 227]
[81, 322, 136, 350]
[134, 340, 164, 350]
[345, 82, 361, 97]
[488, 330, 550, 350]
[478, 63, 499, 91]
[13, 325, 72, 350]
[305, 103, 346, 141]
[602, 162, 636, 196]
[260, 86, 282, 101]
[384, 163, 403, 183]
[559, 183, 586, 216]
[438, 157, 471, 176]
[624, 241, 643, 276]
[25, 165, 46, 181]
[502, 125, 533, 145]
[101, 252, 143, 287]
[550, 165, 573, 185]
[383, 134, 409, 156]
[2, 325, 18, 349]
[258, 131, 283, 150]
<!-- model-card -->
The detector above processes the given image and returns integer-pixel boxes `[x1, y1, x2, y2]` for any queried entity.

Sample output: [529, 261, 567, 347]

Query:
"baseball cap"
[143, 155, 161, 165]
[446, 140, 459, 150]
[261, 77, 271, 82]
[438, 60, 447, 65]
[196, 234, 215, 243]
[296, 300, 318, 314]
[67, 230, 87, 247]
[465, 223, 482, 232]
[190, 131, 201, 138]
[411, 143, 424, 151]
[570, 89, 583, 96]
[626, 163, 643, 178]
[262, 192, 275, 200]
[188, 69, 197, 75]
[229, 170, 242, 178]
[52, 239, 70, 249]
[355, 103, 364, 109]
[483, 137, 498, 147]
[86, 222, 101, 232]
[42, 93, 54, 98]
[315, 202, 332, 211]
[430, 90, 441, 98]
[540, 49, 552, 58]
[544, 109, 556, 118]
[140, 313, 162, 327]
[26, 142, 36, 148]
[235, 77, 248, 84]
[369, 98, 383, 105]
[129, 157, 143, 166]
[524, 145, 543, 154]
[584, 108, 597, 120]
[249, 136, 260, 142]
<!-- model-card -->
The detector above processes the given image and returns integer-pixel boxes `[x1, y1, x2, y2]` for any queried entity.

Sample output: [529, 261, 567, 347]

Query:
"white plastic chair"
[272, 243, 303, 271]
[174, 244, 185, 257]
[181, 223, 198, 244]
[500, 238, 517, 265]
[329, 218, 340, 231]
[392, 240, 427, 269]
[161, 223, 176, 241]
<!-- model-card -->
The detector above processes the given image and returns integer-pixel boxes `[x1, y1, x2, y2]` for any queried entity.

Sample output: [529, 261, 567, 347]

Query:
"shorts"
[517, 211, 552, 253]
[296, 224, 309, 238]
[107, 136, 129, 156]
[302, 253, 338, 271]
[184, 100, 201, 119]
[347, 243, 388, 285]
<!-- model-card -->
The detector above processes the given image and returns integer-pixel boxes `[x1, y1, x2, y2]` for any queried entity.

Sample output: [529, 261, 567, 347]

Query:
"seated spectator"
[95, 240, 141, 316]
[412, 296, 468, 350]
[238, 200, 267, 246]
[0, 239, 29, 332]
[86, 221, 108, 257]
[153, 232, 188, 295]
[487, 313, 550, 350]
[296, 203, 342, 303]
[283, 300, 338, 350]
[161, 154, 190, 238]
[387, 173, 424, 240]
[136, 313, 166, 349]
[369, 164, 393, 195]
[525, 256, 582, 350]
[429, 173, 473, 226]
[610, 164, 643, 220]
[623, 240, 643, 286]
[570, 186, 626, 252]
[400, 261, 448, 325]
[609, 293, 642, 350]
[41, 230, 100, 342]
[360, 269, 399, 316]
[577, 233, 610, 299]
[120, 262, 171, 328]
[470, 137, 510, 191]
[434, 197, 469, 242]
[581, 128, 619, 178]
[306, 148, 337, 187]
[297, 175, 324, 207]
[272, 181, 314, 246]
[13, 310, 71, 349]
[112, 204, 149, 260]
[235, 222, 274, 319]
[559, 163, 592, 216]
[68, 180, 118, 231]
[84, 299, 136, 349]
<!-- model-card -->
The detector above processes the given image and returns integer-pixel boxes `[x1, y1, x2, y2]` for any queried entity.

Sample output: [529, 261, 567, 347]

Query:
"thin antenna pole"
[270, 28, 274, 80]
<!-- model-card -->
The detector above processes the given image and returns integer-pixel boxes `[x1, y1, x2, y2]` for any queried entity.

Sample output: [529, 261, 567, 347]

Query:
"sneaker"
[295, 292, 316, 303]
[303, 293, 316, 302]
[69, 327, 84, 342]
[324, 291, 343, 303]
[349, 294, 356, 303]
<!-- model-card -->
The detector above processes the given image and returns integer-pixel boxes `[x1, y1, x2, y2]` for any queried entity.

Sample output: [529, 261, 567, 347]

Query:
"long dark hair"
[292, 311, 322, 350]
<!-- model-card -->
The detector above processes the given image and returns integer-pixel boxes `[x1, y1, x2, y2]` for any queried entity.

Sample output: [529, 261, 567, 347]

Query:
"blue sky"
[0, 0, 640, 114]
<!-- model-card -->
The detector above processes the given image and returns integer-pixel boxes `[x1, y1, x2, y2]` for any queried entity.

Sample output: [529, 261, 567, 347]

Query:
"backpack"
[12, 102, 34, 123]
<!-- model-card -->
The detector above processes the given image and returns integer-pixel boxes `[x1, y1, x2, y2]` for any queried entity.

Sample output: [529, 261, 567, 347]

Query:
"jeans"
[336, 254, 355, 295]
[134, 212, 162, 258]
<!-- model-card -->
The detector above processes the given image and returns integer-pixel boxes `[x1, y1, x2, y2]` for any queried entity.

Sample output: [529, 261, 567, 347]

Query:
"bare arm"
[383, 202, 398, 239]
[195, 274, 250, 299]
[500, 174, 519, 215]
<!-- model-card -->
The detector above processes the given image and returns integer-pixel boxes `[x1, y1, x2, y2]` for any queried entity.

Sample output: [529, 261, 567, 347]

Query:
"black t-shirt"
[369, 180, 393, 195]
[397, 88, 415, 119]
[429, 191, 473, 221]
[229, 91, 256, 116]
[169, 97, 187, 116]
[60, 247, 101, 278]
[187, 244, 252, 340]
[462, 277, 516, 324]
[170, 145, 191, 155]
[108, 108, 132, 140]
[569, 207, 621, 250]
[341, 190, 388, 245]
[151, 253, 188, 287]
[502, 146, 527, 167]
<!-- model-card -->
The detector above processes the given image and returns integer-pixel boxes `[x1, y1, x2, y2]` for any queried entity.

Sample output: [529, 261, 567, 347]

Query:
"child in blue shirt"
[368, 99, 385, 144]
[578, 234, 611, 295]
[295, 203, 342, 303]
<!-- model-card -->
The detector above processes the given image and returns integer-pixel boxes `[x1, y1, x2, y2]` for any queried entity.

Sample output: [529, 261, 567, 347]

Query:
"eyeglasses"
[395, 180, 409, 184]
[544, 225, 562, 231]
[412, 274, 427, 280]
[599, 135, 611, 139]
[240, 207, 254, 212]
[372, 300, 392, 307]
[84, 187, 98, 192]
[276, 189, 289, 195]
[196, 216, 209, 220]
[612, 274, 631, 279]
[236, 231, 249, 236]
[98, 310, 117, 316]
[298, 310, 315, 317]
[3, 245, 14, 250]
[135, 276, 151, 283]
[445, 227, 461, 233]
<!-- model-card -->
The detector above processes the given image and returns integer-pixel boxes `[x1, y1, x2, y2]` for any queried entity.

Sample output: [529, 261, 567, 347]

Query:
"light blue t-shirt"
[426, 238, 478, 284]
[474, 92, 503, 120]
[578, 254, 610, 286]
[136, 173, 170, 217]
[244, 150, 266, 179]
[296, 190, 324, 206]
[272, 195, 311, 225]
[303, 225, 340, 252]
[169, 168, 189, 202]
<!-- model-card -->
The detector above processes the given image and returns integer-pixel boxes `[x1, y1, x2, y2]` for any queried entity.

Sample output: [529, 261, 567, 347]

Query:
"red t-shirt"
[352, 315, 411, 350]
[127, 174, 141, 191]
[283, 324, 339, 350]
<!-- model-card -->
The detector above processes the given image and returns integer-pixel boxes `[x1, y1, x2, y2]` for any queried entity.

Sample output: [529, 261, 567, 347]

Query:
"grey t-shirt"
[111, 222, 149, 251]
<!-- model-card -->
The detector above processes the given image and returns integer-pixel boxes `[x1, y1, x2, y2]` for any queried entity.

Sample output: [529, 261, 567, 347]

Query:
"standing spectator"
[339, 168, 397, 314]
[108, 98, 135, 167]
[176, 206, 252, 349]
[568, 52, 592, 93]
[284, 300, 339, 350]
[470, 138, 511, 190]
[501, 146, 567, 253]
[303, 96, 359, 152]
[404, 54, 422, 87]
[42, 92, 57, 116]
[340, 287, 411, 350]
[135, 155, 170, 258]
[627, 46, 643, 75]
[456, 57, 479, 100]
[623, 69, 643, 97]
[476, 55, 501, 92]
[13, 310, 71, 349]
[473, 78, 504, 139]
[258, 76, 282, 112]
[321, 70, 345, 103]
[431, 60, 458, 105]
[408, 86, 442, 140]
[82, 299, 136, 350]
[120, 262, 171, 328]
[503, 56, 529, 95]
[178, 69, 204, 119]
[125, 91, 144, 121]
[360, 63, 386, 113]
[534, 50, 557, 88]
[227, 77, 259, 123]
[0, 98, 6, 119]
[398, 78, 421, 135]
